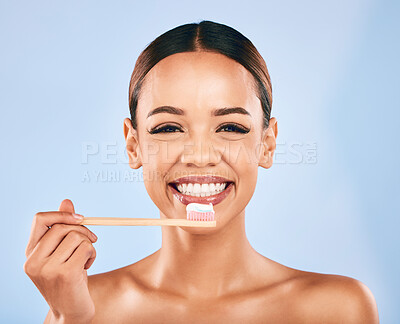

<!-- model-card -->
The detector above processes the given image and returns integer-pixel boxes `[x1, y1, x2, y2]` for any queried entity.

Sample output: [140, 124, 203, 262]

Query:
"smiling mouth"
[170, 182, 230, 197]
[168, 175, 234, 205]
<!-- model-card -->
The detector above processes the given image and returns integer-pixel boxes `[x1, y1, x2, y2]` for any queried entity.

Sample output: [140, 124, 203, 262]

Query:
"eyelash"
[148, 124, 182, 134]
[148, 123, 250, 134]
[217, 123, 250, 134]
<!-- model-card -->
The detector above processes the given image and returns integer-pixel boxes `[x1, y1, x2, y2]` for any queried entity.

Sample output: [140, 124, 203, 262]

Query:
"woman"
[24, 20, 379, 323]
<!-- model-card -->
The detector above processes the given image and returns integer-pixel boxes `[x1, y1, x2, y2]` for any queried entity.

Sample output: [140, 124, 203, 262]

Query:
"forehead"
[138, 52, 259, 116]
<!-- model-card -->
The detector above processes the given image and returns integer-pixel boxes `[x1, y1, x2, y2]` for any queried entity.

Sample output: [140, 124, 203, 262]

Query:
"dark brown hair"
[128, 20, 272, 129]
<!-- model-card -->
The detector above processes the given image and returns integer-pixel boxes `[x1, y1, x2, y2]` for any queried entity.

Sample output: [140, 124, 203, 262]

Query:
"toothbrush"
[186, 203, 215, 221]
[80, 203, 216, 227]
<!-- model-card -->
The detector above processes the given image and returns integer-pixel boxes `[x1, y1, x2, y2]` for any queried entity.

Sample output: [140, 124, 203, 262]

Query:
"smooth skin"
[24, 52, 379, 323]
[24, 200, 97, 324]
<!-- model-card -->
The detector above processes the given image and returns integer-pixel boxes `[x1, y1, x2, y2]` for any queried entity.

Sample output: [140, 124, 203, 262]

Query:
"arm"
[44, 308, 94, 324]
[44, 309, 51, 324]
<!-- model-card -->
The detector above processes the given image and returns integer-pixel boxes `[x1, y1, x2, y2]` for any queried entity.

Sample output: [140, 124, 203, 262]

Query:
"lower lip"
[168, 183, 234, 205]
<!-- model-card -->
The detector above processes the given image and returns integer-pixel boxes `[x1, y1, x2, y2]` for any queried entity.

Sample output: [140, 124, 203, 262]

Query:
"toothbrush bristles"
[187, 211, 215, 221]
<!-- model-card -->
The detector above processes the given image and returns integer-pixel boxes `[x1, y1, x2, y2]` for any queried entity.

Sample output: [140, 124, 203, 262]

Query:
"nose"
[180, 136, 221, 167]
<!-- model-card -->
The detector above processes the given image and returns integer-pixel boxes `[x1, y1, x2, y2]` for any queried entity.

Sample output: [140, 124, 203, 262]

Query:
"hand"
[23, 199, 98, 323]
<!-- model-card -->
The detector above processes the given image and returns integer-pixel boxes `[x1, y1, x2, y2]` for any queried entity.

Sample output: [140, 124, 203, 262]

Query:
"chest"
[94, 289, 299, 324]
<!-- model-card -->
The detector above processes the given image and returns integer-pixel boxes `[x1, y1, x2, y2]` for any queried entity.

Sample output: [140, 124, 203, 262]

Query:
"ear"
[124, 118, 142, 169]
[259, 117, 278, 169]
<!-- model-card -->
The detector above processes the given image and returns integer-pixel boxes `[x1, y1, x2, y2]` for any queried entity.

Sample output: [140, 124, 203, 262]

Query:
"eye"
[216, 123, 250, 134]
[148, 124, 184, 134]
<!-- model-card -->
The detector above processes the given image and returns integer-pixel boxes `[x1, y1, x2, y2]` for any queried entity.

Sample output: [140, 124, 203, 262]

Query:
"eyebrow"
[147, 106, 185, 118]
[147, 105, 251, 118]
[212, 107, 251, 117]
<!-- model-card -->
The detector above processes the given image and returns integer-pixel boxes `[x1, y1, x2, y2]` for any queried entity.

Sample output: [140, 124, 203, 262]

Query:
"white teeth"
[193, 183, 201, 194]
[174, 182, 229, 196]
[209, 183, 215, 192]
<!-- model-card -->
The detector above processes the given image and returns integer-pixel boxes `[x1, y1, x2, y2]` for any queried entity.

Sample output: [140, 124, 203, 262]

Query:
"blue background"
[1, 0, 399, 322]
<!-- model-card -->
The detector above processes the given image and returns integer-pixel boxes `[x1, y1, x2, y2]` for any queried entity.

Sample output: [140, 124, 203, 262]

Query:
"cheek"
[140, 140, 181, 165]
[140, 140, 178, 195]
[223, 135, 260, 169]
[224, 136, 259, 199]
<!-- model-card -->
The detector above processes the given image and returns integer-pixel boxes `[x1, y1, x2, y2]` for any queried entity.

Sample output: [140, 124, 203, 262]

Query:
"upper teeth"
[176, 183, 227, 197]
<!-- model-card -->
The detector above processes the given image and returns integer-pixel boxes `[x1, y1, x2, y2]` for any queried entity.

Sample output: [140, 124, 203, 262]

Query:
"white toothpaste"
[186, 202, 214, 213]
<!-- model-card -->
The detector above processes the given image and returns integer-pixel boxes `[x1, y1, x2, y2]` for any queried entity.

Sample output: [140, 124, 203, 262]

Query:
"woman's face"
[124, 52, 277, 233]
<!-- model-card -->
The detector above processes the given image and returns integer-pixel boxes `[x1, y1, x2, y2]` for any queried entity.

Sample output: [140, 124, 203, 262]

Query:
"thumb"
[58, 198, 76, 214]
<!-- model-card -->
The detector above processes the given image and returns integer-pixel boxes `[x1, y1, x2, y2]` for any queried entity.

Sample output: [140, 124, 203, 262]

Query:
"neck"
[151, 209, 264, 298]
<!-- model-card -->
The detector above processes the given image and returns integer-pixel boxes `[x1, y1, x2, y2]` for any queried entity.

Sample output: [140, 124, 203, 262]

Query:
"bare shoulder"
[87, 248, 159, 294]
[87, 260, 146, 299]
[87, 265, 133, 302]
[290, 270, 379, 323]
[87, 263, 145, 323]
[88, 263, 130, 289]
[86, 251, 159, 323]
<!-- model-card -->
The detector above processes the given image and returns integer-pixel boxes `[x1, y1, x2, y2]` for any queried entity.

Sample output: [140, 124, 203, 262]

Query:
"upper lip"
[169, 175, 234, 185]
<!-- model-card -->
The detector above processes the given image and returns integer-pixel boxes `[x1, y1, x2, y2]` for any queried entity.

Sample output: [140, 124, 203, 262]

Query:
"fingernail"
[72, 213, 84, 220]
[91, 232, 97, 240]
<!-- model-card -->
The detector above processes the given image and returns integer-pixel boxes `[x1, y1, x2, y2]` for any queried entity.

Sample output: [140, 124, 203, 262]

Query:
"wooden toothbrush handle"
[80, 217, 216, 227]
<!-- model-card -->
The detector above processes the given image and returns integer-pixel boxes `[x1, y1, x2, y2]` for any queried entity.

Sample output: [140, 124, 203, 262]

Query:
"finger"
[25, 198, 78, 258]
[58, 198, 75, 214]
[65, 240, 96, 271]
[84, 255, 96, 270]
[49, 231, 93, 264]
[28, 223, 97, 260]
[25, 211, 85, 258]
